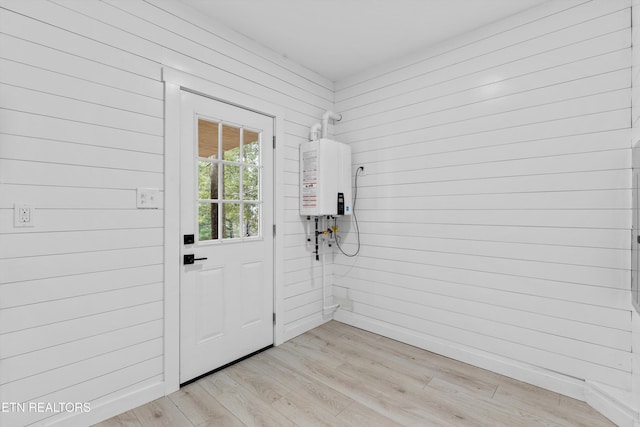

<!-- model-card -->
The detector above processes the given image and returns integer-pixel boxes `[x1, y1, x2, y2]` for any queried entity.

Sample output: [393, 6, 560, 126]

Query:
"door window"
[197, 118, 262, 242]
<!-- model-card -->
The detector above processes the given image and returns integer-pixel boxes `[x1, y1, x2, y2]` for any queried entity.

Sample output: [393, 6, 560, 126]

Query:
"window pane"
[222, 124, 241, 162]
[243, 130, 260, 165]
[198, 161, 218, 200]
[198, 119, 219, 159]
[222, 203, 240, 239]
[223, 164, 240, 200]
[243, 203, 260, 237]
[243, 166, 259, 200]
[198, 203, 219, 241]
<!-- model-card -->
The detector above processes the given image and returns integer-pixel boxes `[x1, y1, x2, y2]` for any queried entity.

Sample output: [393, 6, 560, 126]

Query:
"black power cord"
[335, 166, 363, 257]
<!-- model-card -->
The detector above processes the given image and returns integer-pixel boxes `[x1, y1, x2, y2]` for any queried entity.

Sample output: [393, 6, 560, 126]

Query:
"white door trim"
[162, 66, 286, 395]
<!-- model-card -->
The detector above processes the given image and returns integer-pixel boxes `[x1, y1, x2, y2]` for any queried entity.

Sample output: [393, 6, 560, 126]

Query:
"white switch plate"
[14, 204, 35, 227]
[137, 188, 160, 209]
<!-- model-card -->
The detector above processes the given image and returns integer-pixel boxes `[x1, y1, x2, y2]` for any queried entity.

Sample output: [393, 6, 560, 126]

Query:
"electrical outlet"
[358, 166, 365, 176]
[14, 204, 35, 228]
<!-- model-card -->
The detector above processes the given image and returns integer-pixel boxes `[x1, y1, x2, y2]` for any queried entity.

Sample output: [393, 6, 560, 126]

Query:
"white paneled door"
[179, 91, 274, 383]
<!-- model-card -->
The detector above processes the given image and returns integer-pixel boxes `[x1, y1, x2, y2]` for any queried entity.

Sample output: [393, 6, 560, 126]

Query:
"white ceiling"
[179, 0, 551, 82]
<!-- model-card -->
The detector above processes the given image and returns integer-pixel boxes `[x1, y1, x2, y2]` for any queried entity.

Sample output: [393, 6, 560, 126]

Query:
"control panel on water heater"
[299, 138, 352, 217]
[337, 192, 345, 215]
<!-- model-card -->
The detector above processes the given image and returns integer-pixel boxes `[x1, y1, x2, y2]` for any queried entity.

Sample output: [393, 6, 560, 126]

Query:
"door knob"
[184, 254, 208, 265]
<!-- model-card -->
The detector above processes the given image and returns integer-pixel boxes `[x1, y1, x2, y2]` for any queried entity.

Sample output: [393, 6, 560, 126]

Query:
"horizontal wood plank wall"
[0, 0, 331, 425]
[632, 0, 640, 404]
[333, 0, 633, 392]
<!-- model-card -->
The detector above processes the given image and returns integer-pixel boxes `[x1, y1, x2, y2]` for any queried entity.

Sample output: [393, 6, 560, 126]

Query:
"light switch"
[137, 188, 160, 209]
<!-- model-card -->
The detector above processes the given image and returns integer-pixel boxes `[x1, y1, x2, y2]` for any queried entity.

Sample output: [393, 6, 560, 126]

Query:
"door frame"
[162, 67, 286, 394]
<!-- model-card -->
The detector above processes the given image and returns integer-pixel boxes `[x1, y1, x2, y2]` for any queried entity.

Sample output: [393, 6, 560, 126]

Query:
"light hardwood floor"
[94, 321, 615, 426]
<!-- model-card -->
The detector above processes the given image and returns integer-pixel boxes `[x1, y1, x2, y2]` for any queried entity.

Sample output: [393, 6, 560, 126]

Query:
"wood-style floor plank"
[92, 410, 141, 427]
[247, 355, 354, 418]
[131, 397, 192, 427]
[556, 394, 619, 427]
[199, 371, 296, 427]
[334, 400, 406, 427]
[222, 360, 290, 405]
[168, 382, 244, 427]
[94, 321, 616, 427]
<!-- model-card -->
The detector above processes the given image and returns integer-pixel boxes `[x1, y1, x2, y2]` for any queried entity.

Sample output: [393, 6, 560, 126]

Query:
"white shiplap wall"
[333, 0, 633, 395]
[0, 0, 331, 425]
[632, 0, 640, 413]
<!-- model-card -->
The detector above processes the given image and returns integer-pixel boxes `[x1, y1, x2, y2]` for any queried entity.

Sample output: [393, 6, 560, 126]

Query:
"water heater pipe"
[321, 110, 342, 139]
[321, 218, 340, 315]
[309, 123, 321, 141]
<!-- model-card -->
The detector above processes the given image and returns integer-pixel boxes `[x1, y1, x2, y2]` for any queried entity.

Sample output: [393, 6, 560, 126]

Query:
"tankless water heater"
[300, 138, 352, 216]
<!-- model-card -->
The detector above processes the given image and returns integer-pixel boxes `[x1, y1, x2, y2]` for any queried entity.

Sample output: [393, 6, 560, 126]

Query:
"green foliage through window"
[198, 132, 261, 241]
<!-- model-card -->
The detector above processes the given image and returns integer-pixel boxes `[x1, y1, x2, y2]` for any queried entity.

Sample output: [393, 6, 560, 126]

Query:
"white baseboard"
[31, 311, 640, 427]
[585, 381, 639, 427]
[334, 311, 584, 398]
[334, 311, 640, 427]
[28, 313, 327, 427]
[42, 380, 165, 427]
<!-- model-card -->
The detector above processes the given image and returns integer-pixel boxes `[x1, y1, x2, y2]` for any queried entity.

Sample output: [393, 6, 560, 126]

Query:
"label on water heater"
[302, 150, 318, 208]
